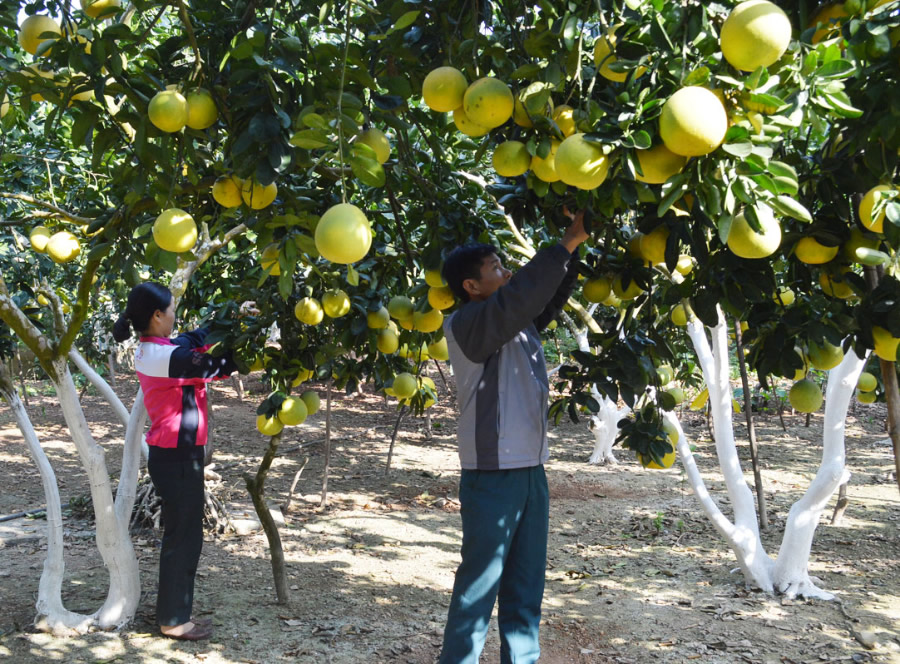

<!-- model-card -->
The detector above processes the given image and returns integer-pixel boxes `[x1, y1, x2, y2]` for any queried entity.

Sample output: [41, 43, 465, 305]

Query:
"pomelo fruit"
[634, 144, 687, 184]
[81, 0, 121, 19]
[185, 88, 218, 129]
[241, 179, 278, 210]
[376, 329, 399, 354]
[671, 303, 688, 326]
[463, 77, 513, 129]
[794, 236, 839, 264]
[424, 269, 446, 287]
[453, 105, 490, 137]
[260, 243, 281, 276]
[413, 308, 443, 333]
[428, 285, 455, 311]
[807, 339, 844, 371]
[872, 326, 899, 361]
[148, 90, 188, 133]
[530, 140, 561, 183]
[593, 24, 647, 82]
[212, 175, 243, 208]
[427, 337, 450, 361]
[300, 390, 320, 415]
[153, 208, 197, 253]
[583, 277, 612, 304]
[387, 295, 414, 320]
[422, 66, 468, 112]
[18, 15, 61, 56]
[367, 306, 390, 329]
[659, 86, 728, 157]
[492, 140, 531, 177]
[278, 397, 308, 426]
[612, 275, 643, 300]
[392, 373, 418, 399]
[555, 133, 610, 190]
[29, 226, 53, 253]
[720, 0, 792, 72]
[856, 389, 876, 404]
[294, 297, 324, 325]
[726, 207, 782, 259]
[789, 378, 823, 413]
[356, 128, 391, 164]
[551, 105, 576, 137]
[256, 413, 284, 436]
[314, 203, 372, 264]
[639, 226, 669, 265]
[859, 184, 896, 234]
[46, 231, 81, 263]
[322, 289, 351, 318]
[857, 371, 877, 393]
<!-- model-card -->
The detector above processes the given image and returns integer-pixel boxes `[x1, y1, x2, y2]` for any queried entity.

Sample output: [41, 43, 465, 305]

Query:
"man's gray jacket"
[443, 243, 579, 470]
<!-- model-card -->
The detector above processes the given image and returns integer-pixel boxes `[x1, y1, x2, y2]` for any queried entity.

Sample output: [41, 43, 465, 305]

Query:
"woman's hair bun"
[112, 313, 132, 343]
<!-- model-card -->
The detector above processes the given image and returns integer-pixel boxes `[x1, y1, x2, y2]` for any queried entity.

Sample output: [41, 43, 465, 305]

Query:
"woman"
[113, 282, 237, 641]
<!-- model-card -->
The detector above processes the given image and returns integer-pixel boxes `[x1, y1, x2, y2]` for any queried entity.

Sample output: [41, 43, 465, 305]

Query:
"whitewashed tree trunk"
[53, 358, 140, 628]
[673, 305, 866, 598]
[588, 391, 625, 465]
[0, 367, 92, 633]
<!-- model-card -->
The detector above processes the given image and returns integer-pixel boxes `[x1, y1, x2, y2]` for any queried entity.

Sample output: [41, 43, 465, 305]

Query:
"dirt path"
[0, 374, 898, 663]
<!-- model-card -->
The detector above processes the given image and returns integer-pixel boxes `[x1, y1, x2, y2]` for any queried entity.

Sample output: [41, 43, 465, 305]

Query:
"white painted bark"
[588, 393, 623, 465]
[0, 370, 92, 633]
[53, 359, 139, 628]
[771, 348, 866, 599]
[677, 305, 865, 598]
[115, 389, 147, 526]
[685, 310, 774, 591]
[68, 349, 129, 426]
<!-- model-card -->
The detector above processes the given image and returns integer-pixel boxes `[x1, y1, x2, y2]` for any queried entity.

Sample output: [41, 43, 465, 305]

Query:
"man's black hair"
[442, 243, 498, 303]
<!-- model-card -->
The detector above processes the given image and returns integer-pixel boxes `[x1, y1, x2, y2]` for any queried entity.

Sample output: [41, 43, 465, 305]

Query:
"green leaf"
[510, 63, 542, 80]
[722, 142, 753, 157]
[683, 66, 710, 87]
[768, 195, 812, 223]
[822, 91, 863, 118]
[289, 128, 331, 149]
[347, 264, 360, 287]
[349, 155, 386, 187]
[816, 59, 856, 79]
[388, 10, 420, 34]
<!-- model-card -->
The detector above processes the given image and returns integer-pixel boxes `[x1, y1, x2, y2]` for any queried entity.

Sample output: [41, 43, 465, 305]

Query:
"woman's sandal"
[160, 621, 213, 641]
[191, 616, 213, 627]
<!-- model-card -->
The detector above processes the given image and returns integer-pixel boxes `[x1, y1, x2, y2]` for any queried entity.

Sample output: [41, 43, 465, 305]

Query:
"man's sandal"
[160, 622, 212, 641]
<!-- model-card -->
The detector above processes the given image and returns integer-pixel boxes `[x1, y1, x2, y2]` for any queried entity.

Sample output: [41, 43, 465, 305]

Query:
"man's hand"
[560, 206, 590, 254]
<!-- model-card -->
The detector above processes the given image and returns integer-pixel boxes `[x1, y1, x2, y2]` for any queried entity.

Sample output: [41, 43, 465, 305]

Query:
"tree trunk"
[53, 360, 140, 628]
[69, 349, 129, 426]
[588, 392, 623, 465]
[320, 378, 333, 507]
[0, 366, 92, 633]
[772, 349, 866, 599]
[385, 405, 407, 473]
[733, 321, 768, 530]
[243, 432, 289, 604]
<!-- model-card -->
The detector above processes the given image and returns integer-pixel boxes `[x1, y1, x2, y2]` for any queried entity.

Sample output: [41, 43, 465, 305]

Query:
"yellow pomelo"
[422, 66, 468, 112]
[551, 105, 576, 137]
[787, 347, 809, 381]
[659, 86, 728, 157]
[291, 367, 315, 387]
[413, 308, 444, 333]
[794, 236, 839, 264]
[720, 0, 792, 72]
[819, 268, 855, 299]
[427, 337, 450, 361]
[583, 277, 612, 303]
[322, 289, 351, 318]
[256, 413, 284, 436]
[666, 387, 686, 405]
[37, 294, 50, 306]
[185, 88, 218, 129]
[241, 179, 278, 210]
[530, 140, 561, 183]
[856, 389, 876, 404]
[1, 92, 8, 119]
[612, 275, 643, 300]
[639, 226, 669, 265]
[638, 421, 679, 469]
[858, 184, 895, 234]
[807, 339, 844, 370]
[857, 371, 877, 393]
[657, 364, 675, 385]
[726, 207, 782, 259]
[463, 77, 513, 129]
[872, 326, 900, 361]
[153, 208, 197, 253]
[388, 295, 415, 320]
[18, 15, 61, 56]
[809, 3, 848, 44]
[593, 24, 647, 82]
[367, 306, 390, 329]
[148, 90, 188, 133]
[212, 175, 243, 208]
[424, 269, 446, 287]
[81, 0, 121, 19]
[23, 65, 55, 102]
[294, 297, 324, 325]
[260, 243, 280, 276]
[392, 373, 418, 399]
[555, 134, 610, 190]
[300, 390, 320, 415]
[671, 303, 688, 326]
[842, 227, 880, 262]
[789, 378, 823, 413]
[492, 141, 531, 177]
[314, 203, 372, 264]
[46, 231, 81, 264]
[278, 397, 308, 426]
[428, 285, 456, 311]
[774, 287, 795, 305]
[453, 105, 490, 137]
[356, 128, 391, 164]
[512, 96, 539, 128]
[29, 226, 53, 253]
[675, 254, 694, 275]
[376, 328, 400, 354]
[635, 144, 687, 184]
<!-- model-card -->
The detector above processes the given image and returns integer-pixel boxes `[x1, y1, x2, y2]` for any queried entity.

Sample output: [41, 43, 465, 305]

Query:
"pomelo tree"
[1, 0, 899, 634]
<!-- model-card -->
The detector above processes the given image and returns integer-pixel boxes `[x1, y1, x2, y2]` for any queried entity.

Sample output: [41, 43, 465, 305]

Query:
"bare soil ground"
[0, 371, 898, 664]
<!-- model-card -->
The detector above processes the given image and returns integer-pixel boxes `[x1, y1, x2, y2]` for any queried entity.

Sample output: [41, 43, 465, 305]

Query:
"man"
[438, 210, 589, 663]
